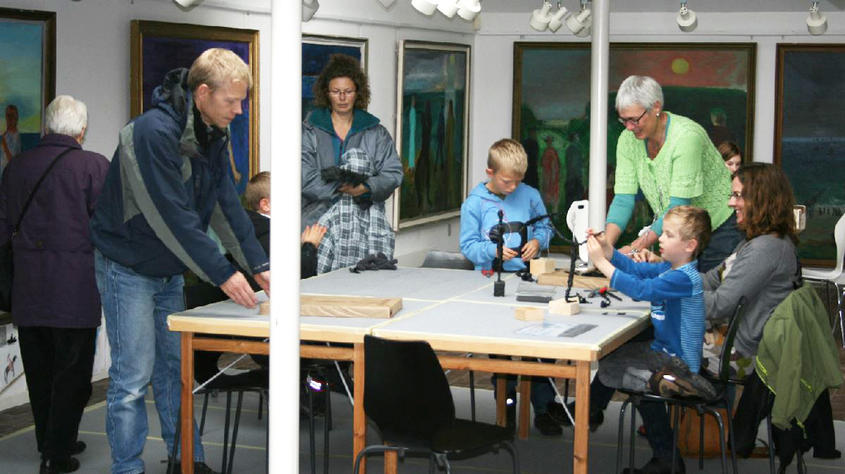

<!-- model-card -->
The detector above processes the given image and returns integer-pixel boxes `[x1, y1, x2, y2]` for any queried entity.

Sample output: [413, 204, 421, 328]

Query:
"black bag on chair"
[0, 147, 74, 312]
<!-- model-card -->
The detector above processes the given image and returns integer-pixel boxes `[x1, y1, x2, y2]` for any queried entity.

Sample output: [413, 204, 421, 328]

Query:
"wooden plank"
[300, 294, 402, 319]
[536, 270, 609, 289]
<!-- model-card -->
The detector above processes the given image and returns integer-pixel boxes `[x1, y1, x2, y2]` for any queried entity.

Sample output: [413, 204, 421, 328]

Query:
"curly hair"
[734, 163, 797, 244]
[312, 54, 370, 110]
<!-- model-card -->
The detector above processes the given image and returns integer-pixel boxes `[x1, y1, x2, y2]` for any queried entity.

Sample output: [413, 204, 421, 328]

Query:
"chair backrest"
[421, 250, 475, 270]
[830, 212, 845, 275]
[363, 335, 455, 443]
[718, 296, 747, 383]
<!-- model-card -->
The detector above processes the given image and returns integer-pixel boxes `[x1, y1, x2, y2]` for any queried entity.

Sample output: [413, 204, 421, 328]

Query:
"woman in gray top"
[701, 163, 800, 358]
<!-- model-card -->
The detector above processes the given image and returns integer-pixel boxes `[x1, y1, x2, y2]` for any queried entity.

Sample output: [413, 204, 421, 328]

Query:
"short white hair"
[615, 75, 664, 112]
[45, 95, 87, 137]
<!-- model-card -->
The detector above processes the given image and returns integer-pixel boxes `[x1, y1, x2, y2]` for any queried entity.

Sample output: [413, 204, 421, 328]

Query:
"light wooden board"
[300, 294, 402, 319]
[536, 271, 610, 289]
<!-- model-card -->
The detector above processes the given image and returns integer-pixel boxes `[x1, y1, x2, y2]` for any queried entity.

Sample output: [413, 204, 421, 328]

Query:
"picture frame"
[302, 34, 368, 121]
[774, 44, 845, 266]
[513, 42, 756, 247]
[393, 40, 470, 229]
[130, 20, 259, 194]
[0, 7, 56, 156]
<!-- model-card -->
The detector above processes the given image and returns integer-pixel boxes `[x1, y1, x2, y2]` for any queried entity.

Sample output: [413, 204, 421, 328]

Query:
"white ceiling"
[481, 0, 845, 13]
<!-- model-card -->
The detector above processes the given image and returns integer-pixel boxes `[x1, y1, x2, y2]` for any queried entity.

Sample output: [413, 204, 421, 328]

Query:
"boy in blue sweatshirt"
[459, 139, 567, 436]
[580, 205, 711, 474]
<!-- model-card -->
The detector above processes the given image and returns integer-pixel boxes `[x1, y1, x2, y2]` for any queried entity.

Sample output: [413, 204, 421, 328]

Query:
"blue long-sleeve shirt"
[609, 250, 705, 372]
[459, 181, 551, 271]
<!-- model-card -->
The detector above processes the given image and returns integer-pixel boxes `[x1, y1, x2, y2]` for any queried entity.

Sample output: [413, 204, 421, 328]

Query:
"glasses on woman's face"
[617, 108, 649, 126]
[328, 89, 356, 98]
[728, 191, 743, 200]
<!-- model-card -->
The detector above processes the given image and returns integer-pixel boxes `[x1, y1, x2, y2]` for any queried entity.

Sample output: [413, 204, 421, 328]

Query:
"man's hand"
[338, 183, 367, 197]
[220, 271, 258, 308]
[253, 270, 270, 295]
[521, 238, 540, 261]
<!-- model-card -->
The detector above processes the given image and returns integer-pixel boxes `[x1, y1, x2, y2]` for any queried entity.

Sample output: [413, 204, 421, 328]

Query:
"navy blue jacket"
[90, 68, 269, 285]
[0, 133, 109, 327]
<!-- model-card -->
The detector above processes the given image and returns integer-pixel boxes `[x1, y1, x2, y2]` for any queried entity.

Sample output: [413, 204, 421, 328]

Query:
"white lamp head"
[807, 2, 828, 35]
[302, 0, 319, 21]
[173, 0, 204, 9]
[529, 1, 553, 32]
[548, 6, 570, 33]
[566, 7, 592, 37]
[677, 2, 697, 32]
[437, 0, 460, 18]
[456, 0, 481, 21]
[411, 0, 438, 16]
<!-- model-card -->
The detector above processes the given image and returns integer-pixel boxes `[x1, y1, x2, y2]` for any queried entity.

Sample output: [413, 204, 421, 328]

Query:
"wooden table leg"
[180, 332, 194, 474]
[573, 361, 591, 474]
[517, 378, 530, 439]
[495, 378, 507, 426]
[352, 342, 367, 474]
[384, 451, 398, 474]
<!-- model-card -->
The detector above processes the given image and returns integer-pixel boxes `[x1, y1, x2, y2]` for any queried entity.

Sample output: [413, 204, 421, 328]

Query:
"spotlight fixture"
[548, 3, 570, 33]
[565, 0, 592, 37]
[437, 0, 460, 18]
[411, 0, 438, 16]
[302, 0, 319, 21]
[456, 0, 481, 21]
[807, 1, 828, 35]
[529, 1, 553, 32]
[676, 1, 697, 32]
[173, 0, 203, 9]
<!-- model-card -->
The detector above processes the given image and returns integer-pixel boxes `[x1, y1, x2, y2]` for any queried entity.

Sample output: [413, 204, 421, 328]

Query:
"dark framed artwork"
[130, 20, 259, 194]
[0, 8, 55, 157]
[302, 34, 367, 121]
[775, 44, 845, 266]
[513, 42, 755, 246]
[394, 40, 470, 229]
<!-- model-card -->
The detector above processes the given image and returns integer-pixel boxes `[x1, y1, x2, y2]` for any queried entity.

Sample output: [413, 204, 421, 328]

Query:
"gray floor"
[1, 386, 843, 473]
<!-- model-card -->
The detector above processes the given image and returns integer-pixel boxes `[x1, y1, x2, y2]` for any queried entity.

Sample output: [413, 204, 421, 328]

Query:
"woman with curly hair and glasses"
[301, 54, 402, 272]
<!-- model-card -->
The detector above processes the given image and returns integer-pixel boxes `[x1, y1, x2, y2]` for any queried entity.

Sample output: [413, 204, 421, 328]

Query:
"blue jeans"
[95, 251, 204, 474]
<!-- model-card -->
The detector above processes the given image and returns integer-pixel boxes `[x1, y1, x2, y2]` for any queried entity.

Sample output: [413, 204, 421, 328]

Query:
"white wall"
[0, 0, 272, 411]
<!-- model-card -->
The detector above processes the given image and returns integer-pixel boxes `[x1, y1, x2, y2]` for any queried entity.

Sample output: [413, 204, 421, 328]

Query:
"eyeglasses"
[328, 89, 356, 97]
[728, 191, 743, 200]
[617, 109, 649, 126]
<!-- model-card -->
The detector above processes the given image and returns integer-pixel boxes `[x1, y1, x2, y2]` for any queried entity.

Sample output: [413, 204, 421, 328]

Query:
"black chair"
[616, 299, 748, 474]
[420, 251, 478, 422]
[353, 335, 519, 474]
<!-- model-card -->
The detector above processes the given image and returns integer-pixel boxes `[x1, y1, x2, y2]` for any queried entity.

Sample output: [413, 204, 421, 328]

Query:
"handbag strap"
[11, 146, 75, 236]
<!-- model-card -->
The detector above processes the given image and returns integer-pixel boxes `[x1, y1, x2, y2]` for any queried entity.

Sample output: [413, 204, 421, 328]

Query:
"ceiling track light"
[565, 0, 591, 37]
[677, 1, 697, 32]
[529, 0, 553, 32]
[411, 0, 438, 16]
[548, 3, 570, 33]
[173, 0, 203, 9]
[807, 1, 828, 35]
[437, 0, 460, 18]
[456, 0, 481, 21]
[302, 0, 319, 21]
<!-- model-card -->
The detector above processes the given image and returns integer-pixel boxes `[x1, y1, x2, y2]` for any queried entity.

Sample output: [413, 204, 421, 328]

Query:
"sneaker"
[39, 457, 80, 474]
[533, 412, 563, 436]
[558, 401, 604, 431]
[621, 456, 685, 474]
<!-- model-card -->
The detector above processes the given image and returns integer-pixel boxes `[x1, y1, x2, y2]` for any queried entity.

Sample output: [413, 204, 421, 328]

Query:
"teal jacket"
[755, 283, 843, 429]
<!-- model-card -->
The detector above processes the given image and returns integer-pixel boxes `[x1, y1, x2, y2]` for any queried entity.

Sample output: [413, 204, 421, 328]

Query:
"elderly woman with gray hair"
[0, 95, 109, 473]
[604, 75, 742, 272]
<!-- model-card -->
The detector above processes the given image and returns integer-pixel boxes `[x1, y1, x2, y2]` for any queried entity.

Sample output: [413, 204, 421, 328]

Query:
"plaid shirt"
[316, 148, 394, 273]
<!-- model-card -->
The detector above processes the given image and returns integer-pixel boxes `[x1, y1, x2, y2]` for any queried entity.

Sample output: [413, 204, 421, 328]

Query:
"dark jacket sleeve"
[301, 243, 318, 279]
[364, 125, 403, 203]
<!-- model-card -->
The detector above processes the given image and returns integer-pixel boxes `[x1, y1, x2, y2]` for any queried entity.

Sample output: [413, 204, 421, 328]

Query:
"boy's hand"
[587, 228, 612, 259]
[301, 224, 327, 248]
[631, 248, 663, 263]
[338, 183, 367, 197]
[521, 238, 540, 261]
[499, 246, 518, 261]
[586, 236, 607, 264]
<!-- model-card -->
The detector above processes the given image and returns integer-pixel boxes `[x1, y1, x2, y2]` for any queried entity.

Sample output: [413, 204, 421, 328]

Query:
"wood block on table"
[259, 301, 270, 315]
[536, 271, 609, 289]
[549, 298, 580, 315]
[514, 306, 544, 321]
[529, 258, 557, 277]
[300, 294, 402, 319]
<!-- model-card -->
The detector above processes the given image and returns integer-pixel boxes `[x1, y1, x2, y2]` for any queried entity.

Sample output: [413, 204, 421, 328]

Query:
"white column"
[269, 0, 302, 472]
[588, 0, 610, 229]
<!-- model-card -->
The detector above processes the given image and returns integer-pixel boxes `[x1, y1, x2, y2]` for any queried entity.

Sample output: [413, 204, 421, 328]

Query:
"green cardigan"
[755, 283, 843, 429]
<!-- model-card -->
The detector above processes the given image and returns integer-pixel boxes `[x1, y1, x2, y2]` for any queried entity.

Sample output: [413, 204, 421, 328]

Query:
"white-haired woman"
[604, 75, 742, 272]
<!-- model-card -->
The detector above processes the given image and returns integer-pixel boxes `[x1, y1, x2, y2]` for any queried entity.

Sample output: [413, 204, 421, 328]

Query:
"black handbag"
[0, 147, 74, 312]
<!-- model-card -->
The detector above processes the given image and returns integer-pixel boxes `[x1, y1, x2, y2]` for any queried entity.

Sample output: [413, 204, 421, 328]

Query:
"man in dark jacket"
[90, 48, 269, 474]
[0, 95, 109, 473]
